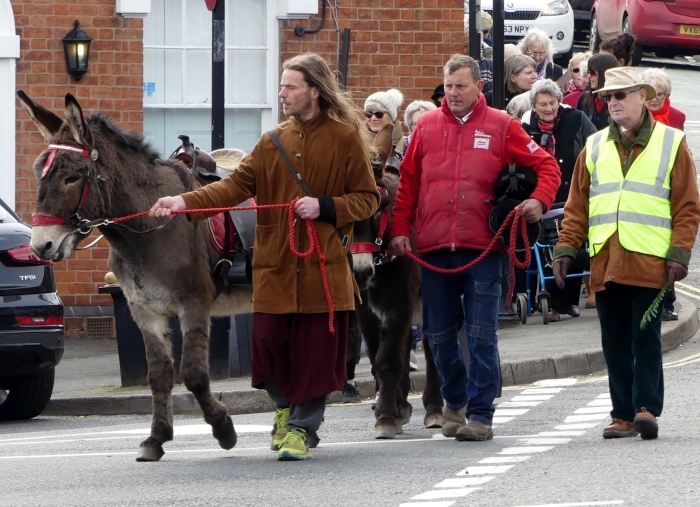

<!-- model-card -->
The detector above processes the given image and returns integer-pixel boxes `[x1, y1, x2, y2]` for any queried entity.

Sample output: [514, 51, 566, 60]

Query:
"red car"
[590, 0, 700, 65]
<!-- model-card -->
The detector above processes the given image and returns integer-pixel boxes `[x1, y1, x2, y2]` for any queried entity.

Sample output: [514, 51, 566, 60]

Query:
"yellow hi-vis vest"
[585, 122, 685, 258]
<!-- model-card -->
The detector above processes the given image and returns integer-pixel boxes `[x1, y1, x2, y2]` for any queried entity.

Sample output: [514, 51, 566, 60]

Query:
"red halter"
[350, 185, 393, 263]
[32, 144, 99, 233]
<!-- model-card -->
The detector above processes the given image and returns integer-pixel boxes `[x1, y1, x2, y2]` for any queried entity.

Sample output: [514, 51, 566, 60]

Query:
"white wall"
[0, 0, 19, 210]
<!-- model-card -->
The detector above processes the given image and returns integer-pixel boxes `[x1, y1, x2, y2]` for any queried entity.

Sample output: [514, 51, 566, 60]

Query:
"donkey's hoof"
[375, 422, 398, 439]
[397, 404, 413, 426]
[213, 416, 237, 450]
[136, 441, 164, 462]
[424, 411, 443, 429]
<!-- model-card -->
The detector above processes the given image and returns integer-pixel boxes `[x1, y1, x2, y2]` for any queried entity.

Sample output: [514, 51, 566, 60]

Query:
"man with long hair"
[150, 53, 380, 460]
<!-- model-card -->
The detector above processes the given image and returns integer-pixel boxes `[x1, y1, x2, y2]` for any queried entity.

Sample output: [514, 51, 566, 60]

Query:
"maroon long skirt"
[251, 312, 349, 406]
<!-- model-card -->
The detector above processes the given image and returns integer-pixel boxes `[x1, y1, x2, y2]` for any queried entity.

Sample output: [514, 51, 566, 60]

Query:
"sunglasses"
[588, 70, 598, 77]
[572, 67, 580, 73]
[364, 111, 386, 119]
[600, 89, 640, 103]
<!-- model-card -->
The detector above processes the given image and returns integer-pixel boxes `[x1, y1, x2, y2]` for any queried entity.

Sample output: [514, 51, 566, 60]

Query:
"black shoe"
[342, 383, 361, 403]
[662, 309, 678, 321]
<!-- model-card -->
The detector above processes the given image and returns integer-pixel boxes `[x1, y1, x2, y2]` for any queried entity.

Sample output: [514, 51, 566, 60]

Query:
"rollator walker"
[515, 203, 590, 325]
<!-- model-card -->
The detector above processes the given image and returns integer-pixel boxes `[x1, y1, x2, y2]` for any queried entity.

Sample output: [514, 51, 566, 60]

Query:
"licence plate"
[504, 24, 530, 35]
[680, 24, 700, 36]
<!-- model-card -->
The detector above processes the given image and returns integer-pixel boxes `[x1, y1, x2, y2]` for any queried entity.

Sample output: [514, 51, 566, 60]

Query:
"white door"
[0, 0, 19, 209]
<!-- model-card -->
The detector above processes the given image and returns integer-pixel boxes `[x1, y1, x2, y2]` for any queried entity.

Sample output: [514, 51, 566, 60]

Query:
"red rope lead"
[405, 209, 531, 305]
[115, 202, 336, 333]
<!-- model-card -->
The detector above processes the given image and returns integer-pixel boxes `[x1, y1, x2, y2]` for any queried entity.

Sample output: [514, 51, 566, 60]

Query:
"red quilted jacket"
[390, 94, 561, 253]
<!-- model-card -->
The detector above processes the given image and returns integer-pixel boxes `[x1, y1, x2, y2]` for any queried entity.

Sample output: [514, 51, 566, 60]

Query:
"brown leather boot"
[455, 420, 494, 441]
[583, 276, 596, 309]
[634, 408, 659, 440]
[603, 418, 638, 439]
[441, 407, 466, 438]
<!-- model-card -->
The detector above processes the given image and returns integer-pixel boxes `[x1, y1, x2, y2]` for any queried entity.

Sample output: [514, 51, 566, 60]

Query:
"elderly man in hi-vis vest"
[553, 66, 700, 441]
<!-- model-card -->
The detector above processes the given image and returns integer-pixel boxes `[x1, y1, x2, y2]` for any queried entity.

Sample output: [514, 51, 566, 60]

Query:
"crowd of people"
[146, 25, 697, 459]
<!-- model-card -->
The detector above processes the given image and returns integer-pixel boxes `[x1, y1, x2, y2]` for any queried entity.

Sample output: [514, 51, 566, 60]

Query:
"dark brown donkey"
[18, 91, 253, 462]
[351, 125, 444, 439]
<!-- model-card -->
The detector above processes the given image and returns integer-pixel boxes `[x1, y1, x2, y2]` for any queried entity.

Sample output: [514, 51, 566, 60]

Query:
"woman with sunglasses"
[641, 68, 685, 131]
[521, 79, 597, 321]
[562, 51, 592, 108]
[363, 88, 406, 157]
[641, 68, 686, 323]
[517, 28, 563, 81]
[575, 52, 619, 131]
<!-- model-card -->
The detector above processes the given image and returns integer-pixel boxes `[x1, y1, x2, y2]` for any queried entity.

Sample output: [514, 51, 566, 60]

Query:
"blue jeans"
[421, 249, 502, 425]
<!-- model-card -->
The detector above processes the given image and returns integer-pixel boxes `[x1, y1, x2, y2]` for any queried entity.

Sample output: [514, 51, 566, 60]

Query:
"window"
[143, 0, 274, 156]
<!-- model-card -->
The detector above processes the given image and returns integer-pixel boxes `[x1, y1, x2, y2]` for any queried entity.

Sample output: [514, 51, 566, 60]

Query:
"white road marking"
[434, 477, 494, 488]
[479, 456, 531, 464]
[586, 399, 613, 407]
[536, 431, 585, 437]
[532, 379, 577, 387]
[517, 438, 572, 445]
[399, 502, 456, 507]
[511, 502, 624, 507]
[574, 407, 612, 414]
[512, 395, 554, 401]
[494, 408, 530, 416]
[492, 416, 515, 424]
[498, 446, 554, 454]
[564, 414, 608, 423]
[457, 465, 514, 475]
[554, 423, 598, 430]
[411, 488, 480, 500]
[521, 388, 563, 394]
[595, 393, 611, 399]
[497, 401, 542, 407]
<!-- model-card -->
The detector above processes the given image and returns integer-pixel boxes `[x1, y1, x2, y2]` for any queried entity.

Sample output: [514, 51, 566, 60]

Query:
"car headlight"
[541, 0, 569, 16]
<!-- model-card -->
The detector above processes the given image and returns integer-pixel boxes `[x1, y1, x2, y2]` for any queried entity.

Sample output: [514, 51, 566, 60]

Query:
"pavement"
[45, 294, 700, 417]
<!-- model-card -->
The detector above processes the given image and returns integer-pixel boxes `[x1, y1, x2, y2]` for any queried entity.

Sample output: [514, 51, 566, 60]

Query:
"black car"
[0, 198, 64, 420]
[570, 0, 595, 39]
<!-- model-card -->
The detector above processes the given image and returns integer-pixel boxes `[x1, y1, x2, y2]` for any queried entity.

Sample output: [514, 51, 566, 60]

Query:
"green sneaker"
[270, 408, 290, 451]
[277, 428, 311, 461]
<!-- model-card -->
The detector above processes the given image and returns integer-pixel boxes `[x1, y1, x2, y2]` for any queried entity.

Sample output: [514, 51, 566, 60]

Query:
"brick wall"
[280, 0, 467, 123]
[13, 0, 144, 334]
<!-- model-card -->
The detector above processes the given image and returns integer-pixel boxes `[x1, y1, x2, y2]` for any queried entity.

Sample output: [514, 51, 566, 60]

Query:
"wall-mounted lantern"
[62, 20, 92, 81]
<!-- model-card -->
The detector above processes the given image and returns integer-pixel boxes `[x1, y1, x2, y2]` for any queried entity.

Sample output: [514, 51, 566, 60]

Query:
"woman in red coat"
[641, 67, 686, 323]
[641, 68, 686, 131]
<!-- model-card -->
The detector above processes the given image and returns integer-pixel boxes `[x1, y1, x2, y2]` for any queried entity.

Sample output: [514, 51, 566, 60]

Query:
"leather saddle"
[169, 135, 256, 287]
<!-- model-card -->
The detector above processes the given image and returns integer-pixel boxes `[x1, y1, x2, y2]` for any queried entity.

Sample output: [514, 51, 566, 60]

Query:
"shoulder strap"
[267, 130, 349, 249]
[267, 129, 316, 198]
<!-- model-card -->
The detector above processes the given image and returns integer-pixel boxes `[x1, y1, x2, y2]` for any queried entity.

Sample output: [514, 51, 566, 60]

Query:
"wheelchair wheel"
[516, 294, 528, 325]
[540, 297, 550, 325]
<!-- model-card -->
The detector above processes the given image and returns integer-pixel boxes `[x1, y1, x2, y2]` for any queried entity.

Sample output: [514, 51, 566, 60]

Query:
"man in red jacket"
[389, 54, 560, 442]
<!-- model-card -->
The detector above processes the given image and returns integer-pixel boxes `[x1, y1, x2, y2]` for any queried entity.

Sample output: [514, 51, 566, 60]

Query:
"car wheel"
[0, 369, 55, 421]
[589, 13, 601, 53]
[622, 16, 644, 65]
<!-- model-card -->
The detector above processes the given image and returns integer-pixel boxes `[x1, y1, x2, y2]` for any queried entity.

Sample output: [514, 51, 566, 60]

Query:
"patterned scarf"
[537, 118, 556, 156]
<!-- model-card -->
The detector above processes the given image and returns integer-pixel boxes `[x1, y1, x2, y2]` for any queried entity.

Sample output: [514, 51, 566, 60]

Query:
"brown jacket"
[182, 111, 380, 313]
[555, 113, 700, 293]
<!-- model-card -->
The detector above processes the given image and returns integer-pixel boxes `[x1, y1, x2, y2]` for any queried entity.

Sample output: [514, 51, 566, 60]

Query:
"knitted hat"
[481, 10, 493, 32]
[364, 88, 404, 122]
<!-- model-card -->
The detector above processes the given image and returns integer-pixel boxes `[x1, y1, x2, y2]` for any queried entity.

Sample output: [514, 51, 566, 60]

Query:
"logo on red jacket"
[474, 129, 491, 150]
[526, 140, 538, 153]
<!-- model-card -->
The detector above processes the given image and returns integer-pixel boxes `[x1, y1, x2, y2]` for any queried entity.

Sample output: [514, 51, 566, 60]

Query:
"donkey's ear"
[64, 93, 93, 147]
[372, 123, 394, 167]
[16, 90, 64, 142]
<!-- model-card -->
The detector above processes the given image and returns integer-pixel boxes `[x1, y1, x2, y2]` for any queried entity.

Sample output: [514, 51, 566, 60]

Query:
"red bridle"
[31, 144, 99, 233]
[350, 185, 394, 263]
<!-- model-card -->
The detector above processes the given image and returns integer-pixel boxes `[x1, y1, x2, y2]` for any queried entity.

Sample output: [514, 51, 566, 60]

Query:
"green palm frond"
[640, 281, 672, 330]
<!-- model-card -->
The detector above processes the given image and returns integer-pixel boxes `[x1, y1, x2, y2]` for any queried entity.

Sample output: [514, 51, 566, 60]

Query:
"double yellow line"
[675, 281, 700, 301]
